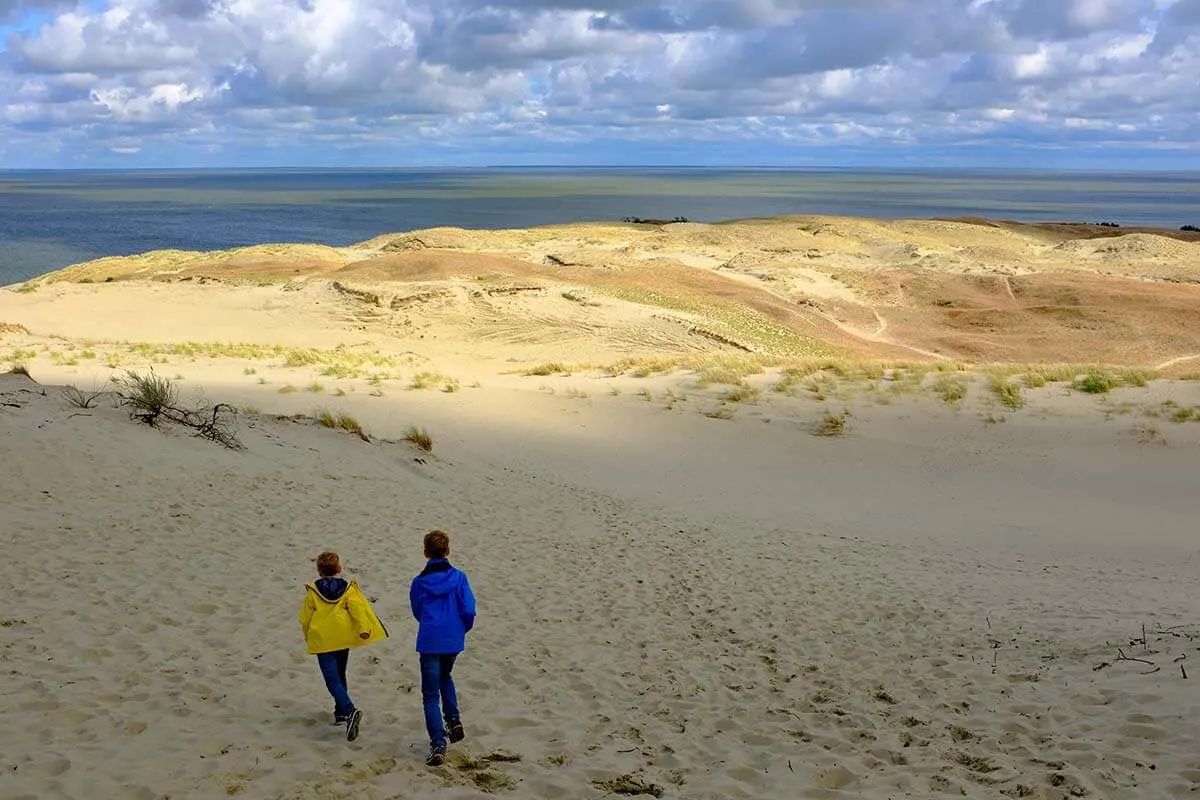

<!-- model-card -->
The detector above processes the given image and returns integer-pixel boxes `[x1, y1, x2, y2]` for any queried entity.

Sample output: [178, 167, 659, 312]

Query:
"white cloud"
[0, 0, 1197, 164]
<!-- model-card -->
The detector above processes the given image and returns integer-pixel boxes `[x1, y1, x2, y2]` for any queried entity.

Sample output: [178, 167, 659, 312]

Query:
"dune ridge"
[19, 215, 1200, 369]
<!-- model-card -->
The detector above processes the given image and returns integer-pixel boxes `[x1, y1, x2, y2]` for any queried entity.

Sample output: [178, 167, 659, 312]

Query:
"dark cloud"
[0, 0, 71, 18]
[1150, 0, 1200, 52]
[153, 0, 222, 19]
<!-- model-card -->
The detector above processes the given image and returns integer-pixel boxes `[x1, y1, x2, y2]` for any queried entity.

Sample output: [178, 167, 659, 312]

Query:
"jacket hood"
[310, 576, 350, 603]
[416, 559, 464, 597]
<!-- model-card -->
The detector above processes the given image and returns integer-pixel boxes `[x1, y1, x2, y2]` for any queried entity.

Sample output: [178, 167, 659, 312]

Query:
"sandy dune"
[21, 215, 1200, 369]
[3, 215, 1200, 799]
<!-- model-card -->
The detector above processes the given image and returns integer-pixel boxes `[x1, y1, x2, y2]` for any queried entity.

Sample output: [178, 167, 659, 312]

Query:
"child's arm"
[298, 591, 315, 634]
[345, 586, 372, 640]
[409, 580, 422, 621]
[459, 577, 477, 632]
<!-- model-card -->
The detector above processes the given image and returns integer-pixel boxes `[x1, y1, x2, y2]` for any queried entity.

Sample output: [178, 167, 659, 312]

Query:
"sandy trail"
[1156, 354, 1200, 370]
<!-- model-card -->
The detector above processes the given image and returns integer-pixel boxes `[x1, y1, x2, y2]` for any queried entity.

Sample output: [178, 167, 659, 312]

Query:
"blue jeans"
[316, 649, 355, 718]
[420, 653, 460, 747]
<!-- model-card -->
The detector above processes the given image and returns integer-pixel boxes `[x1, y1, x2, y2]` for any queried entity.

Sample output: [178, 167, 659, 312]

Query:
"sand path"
[1156, 354, 1200, 370]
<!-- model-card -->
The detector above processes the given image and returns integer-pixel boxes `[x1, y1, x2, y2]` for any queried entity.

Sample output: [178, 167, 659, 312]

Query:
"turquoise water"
[1, 168, 1197, 284]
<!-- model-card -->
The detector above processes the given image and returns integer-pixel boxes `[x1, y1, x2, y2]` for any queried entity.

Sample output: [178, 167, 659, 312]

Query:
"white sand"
[3, 359, 1200, 799]
[3, 218, 1200, 797]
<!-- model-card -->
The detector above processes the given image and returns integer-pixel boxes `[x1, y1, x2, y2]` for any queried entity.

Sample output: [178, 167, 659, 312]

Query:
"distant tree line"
[622, 216, 690, 224]
[1093, 221, 1200, 233]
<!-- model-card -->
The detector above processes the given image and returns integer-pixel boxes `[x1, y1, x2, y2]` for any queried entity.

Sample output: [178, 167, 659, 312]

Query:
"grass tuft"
[404, 425, 433, 452]
[61, 383, 107, 409]
[117, 369, 178, 423]
[1074, 372, 1115, 394]
[811, 408, 852, 437]
[315, 409, 368, 440]
[409, 371, 445, 390]
[524, 362, 568, 377]
[724, 385, 761, 403]
[933, 374, 968, 407]
[989, 377, 1025, 410]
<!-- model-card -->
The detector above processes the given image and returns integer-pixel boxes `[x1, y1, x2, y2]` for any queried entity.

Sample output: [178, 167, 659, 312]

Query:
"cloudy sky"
[0, 0, 1197, 168]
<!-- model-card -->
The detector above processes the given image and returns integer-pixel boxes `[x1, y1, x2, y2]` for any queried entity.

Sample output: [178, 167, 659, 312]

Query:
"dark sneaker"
[333, 715, 349, 726]
[425, 744, 446, 767]
[345, 709, 362, 742]
[448, 722, 465, 743]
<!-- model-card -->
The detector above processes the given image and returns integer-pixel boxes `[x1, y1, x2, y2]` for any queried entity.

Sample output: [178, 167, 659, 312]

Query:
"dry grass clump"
[61, 382, 108, 409]
[804, 373, 840, 401]
[932, 373, 968, 407]
[524, 362, 569, 377]
[404, 425, 433, 452]
[1169, 406, 1197, 423]
[984, 364, 1157, 392]
[5, 363, 32, 377]
[695, 365, 756, 387]
[281, 347, 394, 370]
[1074, 372, 1116, 394]
[116, 341, 399, 374]
[773, 368, 807, 394]
[409, 371, 447, 390]
[118, 368, 178, 422]
[1072, 369, 1151, 394]
[724, 385, 761, 403]
[315, 408, 367, 439]
[602, 355, 681, 378]
[319, 363, 359, 379]
[116, 369, 241, 448]
[6, 347, 37, 363]
[0, 322, 30, 335]
[811, 408, 852, 436]
[988, 376, 1026, 410]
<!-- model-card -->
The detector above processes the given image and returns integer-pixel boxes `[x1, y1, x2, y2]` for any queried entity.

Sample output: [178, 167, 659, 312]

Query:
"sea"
[1, 167, 1198, 286]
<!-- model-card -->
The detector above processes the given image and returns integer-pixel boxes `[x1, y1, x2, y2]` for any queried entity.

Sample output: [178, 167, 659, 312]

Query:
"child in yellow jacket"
[299, 551, 388, 742]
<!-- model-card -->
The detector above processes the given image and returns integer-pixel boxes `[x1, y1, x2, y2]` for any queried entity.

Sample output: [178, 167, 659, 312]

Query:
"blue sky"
[1, 0, 1199, 169]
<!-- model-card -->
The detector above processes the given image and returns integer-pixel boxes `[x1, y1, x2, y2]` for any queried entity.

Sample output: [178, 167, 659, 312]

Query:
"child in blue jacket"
[410, 530, 477, 766]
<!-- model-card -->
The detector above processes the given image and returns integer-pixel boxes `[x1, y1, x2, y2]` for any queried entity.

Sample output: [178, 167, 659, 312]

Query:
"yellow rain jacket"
[299, 578, 389, 654]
